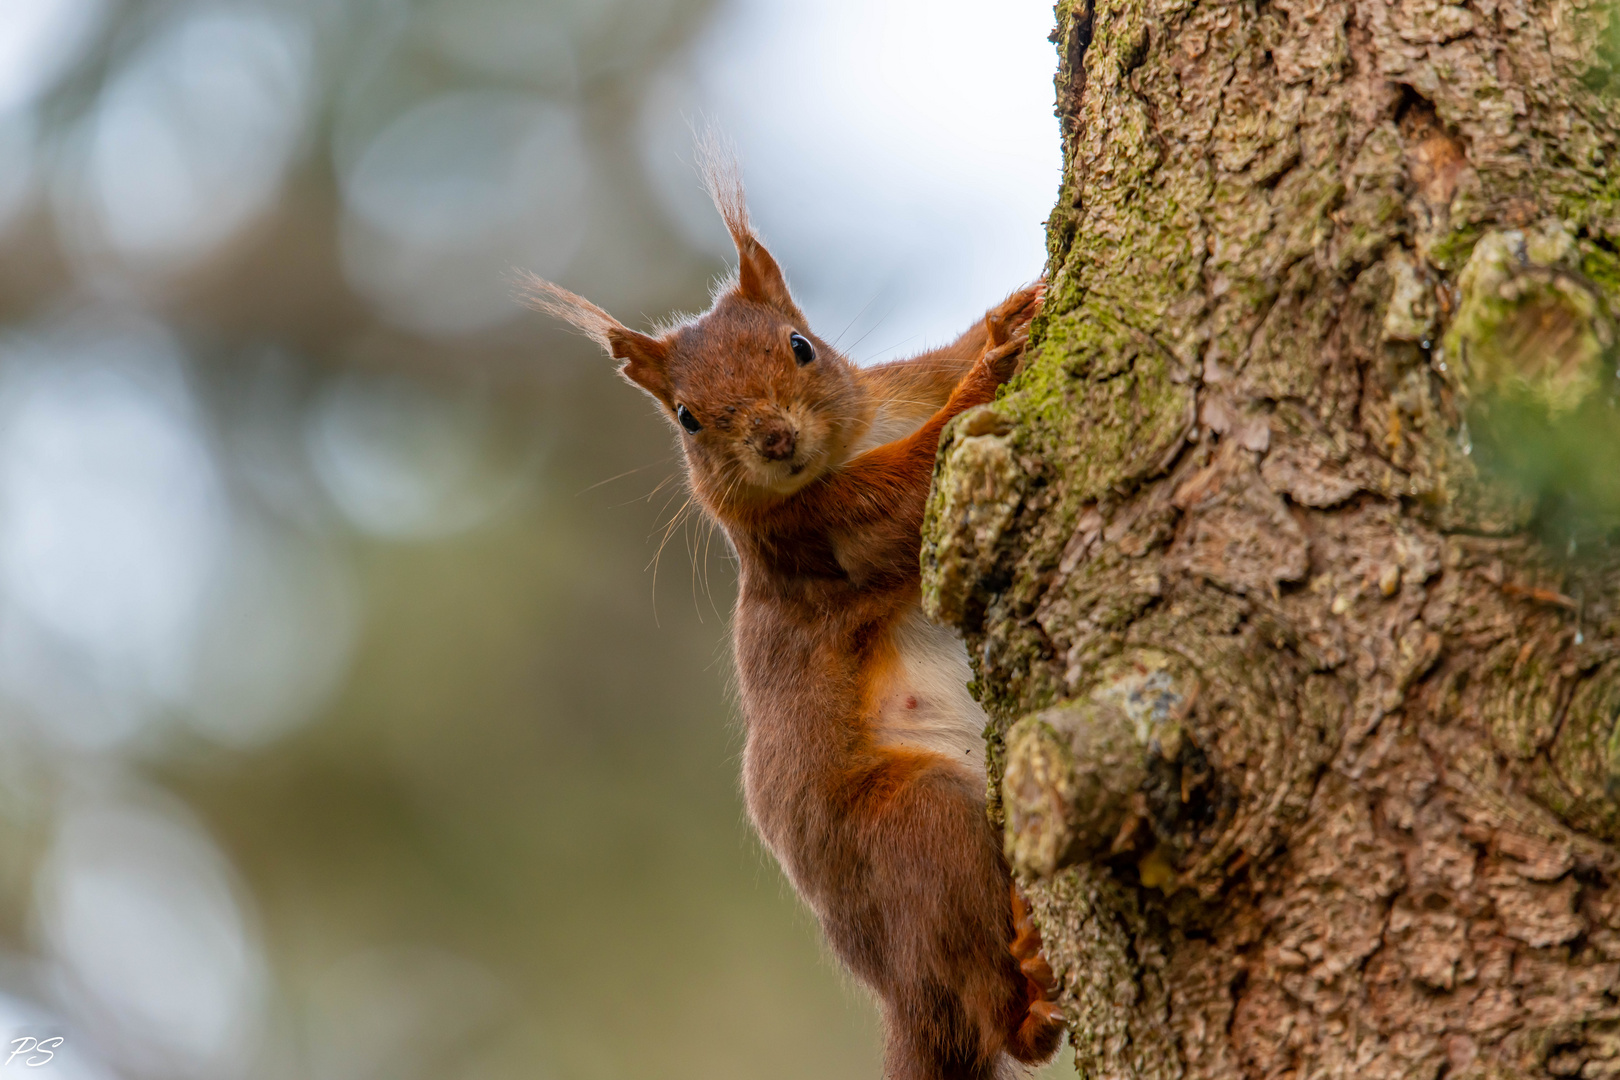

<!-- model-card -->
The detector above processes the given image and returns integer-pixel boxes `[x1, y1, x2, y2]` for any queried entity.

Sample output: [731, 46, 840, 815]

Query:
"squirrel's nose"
[755, 418, 797, 461]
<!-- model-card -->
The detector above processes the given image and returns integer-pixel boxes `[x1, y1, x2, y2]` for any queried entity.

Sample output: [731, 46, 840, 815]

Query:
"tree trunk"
[920, 0, 1620, 1075]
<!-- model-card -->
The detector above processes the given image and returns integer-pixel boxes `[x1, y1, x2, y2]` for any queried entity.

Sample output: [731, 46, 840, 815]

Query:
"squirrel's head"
[526, 148, 868, 512]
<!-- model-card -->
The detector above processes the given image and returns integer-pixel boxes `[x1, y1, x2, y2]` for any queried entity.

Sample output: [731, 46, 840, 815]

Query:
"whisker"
[698, 512, 726, 620]
[860, 333, 923, 364]
[831, 288, 888, 350]
[687, 509, 704, 621]
[650, 495, 701, 627]
[844, 305, 897, 356]
[604, 471, 679, 511]
[576, 454, 677, 496]
[868, 359, 965, 372]
[704, 517, 727, 619]
[855, 396, 960, 410]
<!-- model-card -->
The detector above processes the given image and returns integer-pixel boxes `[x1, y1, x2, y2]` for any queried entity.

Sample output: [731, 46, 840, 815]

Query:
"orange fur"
[527, 154, 1061, 1079]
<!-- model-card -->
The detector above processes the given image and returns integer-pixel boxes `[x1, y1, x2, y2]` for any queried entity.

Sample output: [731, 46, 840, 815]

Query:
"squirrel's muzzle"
[753, 417, 798, 462]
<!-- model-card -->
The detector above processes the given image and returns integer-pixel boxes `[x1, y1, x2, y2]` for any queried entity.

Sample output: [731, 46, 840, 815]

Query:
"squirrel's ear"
[733, 235, 794, 312]
[523, 276, 673, 402]
[604, 326, 673, 402]
[698, 136, 796, 312]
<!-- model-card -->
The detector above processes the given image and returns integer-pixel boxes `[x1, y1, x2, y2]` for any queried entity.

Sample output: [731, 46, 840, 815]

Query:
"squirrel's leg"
[940, 283, 1040, 415]
[846, 760, 1024, 1080]
[859, 279, 1042, 419]
[793, 284, 1039, 554]
[881, 990, 995, 1080]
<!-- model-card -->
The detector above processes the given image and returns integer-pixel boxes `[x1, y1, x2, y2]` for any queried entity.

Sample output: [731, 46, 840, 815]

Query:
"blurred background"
[0, 1, 1063, 1077]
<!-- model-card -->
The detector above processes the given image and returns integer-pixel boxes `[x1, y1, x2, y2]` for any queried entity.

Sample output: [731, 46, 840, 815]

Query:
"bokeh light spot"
[0, 0, 107, 113]
[36, 795, 265, 1076]
[186, 514, 359, 749]
[64, 6, 311, 268]
[0, 314, 225, 749]
[339, 91, 587, 335]
[306, 370, 529, 540]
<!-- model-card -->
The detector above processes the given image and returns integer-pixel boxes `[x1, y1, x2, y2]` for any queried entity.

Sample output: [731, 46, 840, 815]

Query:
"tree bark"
[920, 0, 1620, 1075]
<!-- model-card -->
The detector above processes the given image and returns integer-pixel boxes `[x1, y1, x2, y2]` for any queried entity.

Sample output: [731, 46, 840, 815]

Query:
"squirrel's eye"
[790, 332, 816, 366]
[676, 404, 702, 433]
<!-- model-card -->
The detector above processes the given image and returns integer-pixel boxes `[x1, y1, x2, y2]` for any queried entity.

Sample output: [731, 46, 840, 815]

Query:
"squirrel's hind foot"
[1007, 885, 1066, 1064]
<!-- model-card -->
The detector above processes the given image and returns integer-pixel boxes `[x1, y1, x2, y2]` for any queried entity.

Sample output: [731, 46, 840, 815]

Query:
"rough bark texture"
[920, 0, 1620, 1075]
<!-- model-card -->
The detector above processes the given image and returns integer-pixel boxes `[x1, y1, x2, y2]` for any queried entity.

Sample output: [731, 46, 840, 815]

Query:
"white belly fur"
[871, 606, 989, 784]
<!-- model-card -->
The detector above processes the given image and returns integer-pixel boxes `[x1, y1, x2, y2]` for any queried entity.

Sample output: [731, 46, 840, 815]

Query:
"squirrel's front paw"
[985, 281, 1044, 348]
[978, 324, 1030, 386]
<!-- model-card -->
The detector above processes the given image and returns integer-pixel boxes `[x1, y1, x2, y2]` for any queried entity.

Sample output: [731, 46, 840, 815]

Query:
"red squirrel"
[527, 156, 1063, 1080]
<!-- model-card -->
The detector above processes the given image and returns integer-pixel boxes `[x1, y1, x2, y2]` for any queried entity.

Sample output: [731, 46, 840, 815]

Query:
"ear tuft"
[522, 274, 620, 351]
[696, 128, 752, 255]
[695, 130, 796, 312]
[522, 274, 672, 402]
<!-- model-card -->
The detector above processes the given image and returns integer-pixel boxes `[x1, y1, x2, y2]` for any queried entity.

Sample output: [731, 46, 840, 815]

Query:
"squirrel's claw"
[978, 282, 1041, 385]
[980, 326, 1030, 385]
[1020, 955, 1057, 994]
[1008, 883, 1065, 1062]
[1009, 992, 1067, 1062]
[985, 282, 1044, 347]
